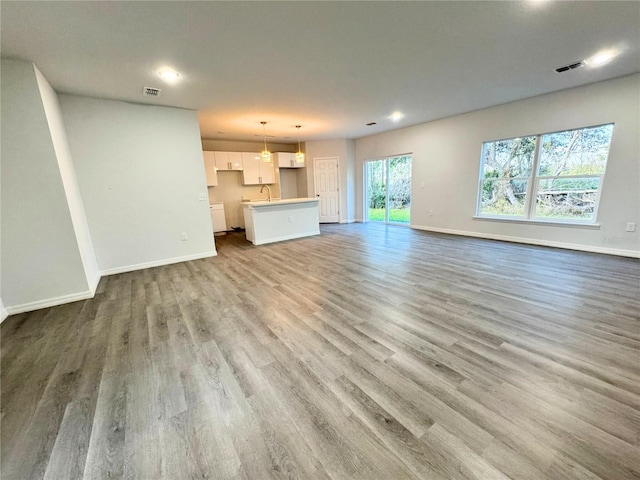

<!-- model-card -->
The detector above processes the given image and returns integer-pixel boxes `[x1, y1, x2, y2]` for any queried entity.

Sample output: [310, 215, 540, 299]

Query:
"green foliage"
[482, 136, 536, 178]
[538, 124, 613, 176]
[479, 124, 612, 221]
[367, 156, 412, 210]
[368, 208, 410, 223]
[369, 185, 387, 209]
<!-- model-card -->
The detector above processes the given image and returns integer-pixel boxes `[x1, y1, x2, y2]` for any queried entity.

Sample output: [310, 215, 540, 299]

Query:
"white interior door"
[314, 157, 340, 223]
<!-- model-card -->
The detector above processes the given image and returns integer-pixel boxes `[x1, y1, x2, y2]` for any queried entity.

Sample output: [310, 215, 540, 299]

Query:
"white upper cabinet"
[242, 152, 275, 185]
[261, 154, 276, 183]
[228, 152, 243, 170]
[214, 151, 243, 171]
[275, 152, 304, 168]
[214, 151, 229, 170]
[203, 151, 218, 186]
[207, 150, 274, 184]
[242, 152, 260, 184]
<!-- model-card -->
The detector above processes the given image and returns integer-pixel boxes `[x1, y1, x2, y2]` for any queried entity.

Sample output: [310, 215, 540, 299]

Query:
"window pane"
[388, 156, 411, 224]
[481, 136, 536, 179]
[480, 179, 528, 216]
[538, 124, 613, 176]
[534, 177, 601, 220]
[367, 160, 386, 222]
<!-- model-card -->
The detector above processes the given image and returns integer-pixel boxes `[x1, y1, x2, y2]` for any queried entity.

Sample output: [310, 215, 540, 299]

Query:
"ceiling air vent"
[366, 122, 377, 126]
[143, 87, 161, 96]
[555, 61, 585, 73]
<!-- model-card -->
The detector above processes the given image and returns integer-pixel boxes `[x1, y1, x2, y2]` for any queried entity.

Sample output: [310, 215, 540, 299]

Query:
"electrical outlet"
[198, 193, 207, 201]
[429, 210, 434, 217]
[626, 222, 636, 232]
[181, 232, 188, 241]
[288, 215, 294, 223]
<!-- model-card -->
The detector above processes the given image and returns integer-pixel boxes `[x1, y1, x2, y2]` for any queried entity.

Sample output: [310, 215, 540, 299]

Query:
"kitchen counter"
[242, 198, 319, 207]
[243, 198, 320, 245]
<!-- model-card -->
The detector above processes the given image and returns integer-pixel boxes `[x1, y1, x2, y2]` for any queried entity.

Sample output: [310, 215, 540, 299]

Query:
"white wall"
[34, 66, 100, 291]
[0, 62, 3, 320]
[345, 139, 356, 223]
[355, 74, 640, 257]
[297, 163, 309, 198]
[0, 161, 3, 318]
[279, 169, 300, 199]
[60, 95, 216, 274]
[0, 299, 6, 322]
[305, 139, 356, 223]
[1, 59, 91, 310]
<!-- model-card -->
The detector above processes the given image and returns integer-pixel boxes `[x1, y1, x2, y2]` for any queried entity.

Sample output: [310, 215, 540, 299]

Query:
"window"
[476, 124, 613, 224]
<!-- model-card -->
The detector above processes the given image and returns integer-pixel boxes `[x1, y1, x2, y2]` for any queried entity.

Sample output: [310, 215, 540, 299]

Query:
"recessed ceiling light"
[585, 49, 619, 68]
[390, 111, 404, 122]
[158, 69, 180, 83]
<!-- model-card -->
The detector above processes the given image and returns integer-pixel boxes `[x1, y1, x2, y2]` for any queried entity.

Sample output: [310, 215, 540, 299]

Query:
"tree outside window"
[477, 124, 613, 223]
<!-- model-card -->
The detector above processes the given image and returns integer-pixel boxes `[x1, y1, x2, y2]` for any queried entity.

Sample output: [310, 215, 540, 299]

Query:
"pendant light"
[295, 125, 305, 164]
[260, 121, 271, 163]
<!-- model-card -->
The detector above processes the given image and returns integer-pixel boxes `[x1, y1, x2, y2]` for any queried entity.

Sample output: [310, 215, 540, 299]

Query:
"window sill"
[472, 216, 601, 229]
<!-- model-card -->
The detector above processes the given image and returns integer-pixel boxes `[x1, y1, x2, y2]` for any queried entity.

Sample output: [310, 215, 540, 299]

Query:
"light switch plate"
[198, 193, 207, 201]
[626, 222, 636, 232]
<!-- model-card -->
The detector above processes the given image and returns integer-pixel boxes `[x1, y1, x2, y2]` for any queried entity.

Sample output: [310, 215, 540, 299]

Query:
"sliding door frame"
[364, 153, 412, 226]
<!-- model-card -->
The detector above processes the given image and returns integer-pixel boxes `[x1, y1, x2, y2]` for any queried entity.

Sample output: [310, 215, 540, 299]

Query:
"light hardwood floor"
[2, 223, 639, 479]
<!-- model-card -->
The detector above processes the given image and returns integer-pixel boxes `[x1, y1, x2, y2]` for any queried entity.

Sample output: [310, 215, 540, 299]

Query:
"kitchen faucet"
[260, 184, 272, 202]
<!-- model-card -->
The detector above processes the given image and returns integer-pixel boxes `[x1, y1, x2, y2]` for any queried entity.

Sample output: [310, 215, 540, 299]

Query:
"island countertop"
[243, 198, 320, 245]
[242, 197, 319, 208]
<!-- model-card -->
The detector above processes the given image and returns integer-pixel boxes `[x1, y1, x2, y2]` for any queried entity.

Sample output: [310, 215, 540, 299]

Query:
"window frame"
[475, 123, 613, 226]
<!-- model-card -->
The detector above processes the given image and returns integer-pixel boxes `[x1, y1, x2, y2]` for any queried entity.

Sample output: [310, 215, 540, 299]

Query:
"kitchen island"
[243, 198, 320, 245]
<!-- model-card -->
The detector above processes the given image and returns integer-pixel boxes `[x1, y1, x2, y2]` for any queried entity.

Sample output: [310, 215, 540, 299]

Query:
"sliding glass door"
[365, 155, 412, 225]
[366, 159, 387, 222]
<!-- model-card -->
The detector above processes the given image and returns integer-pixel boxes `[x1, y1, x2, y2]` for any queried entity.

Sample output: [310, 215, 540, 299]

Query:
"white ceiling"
[2, 1, 639, 143]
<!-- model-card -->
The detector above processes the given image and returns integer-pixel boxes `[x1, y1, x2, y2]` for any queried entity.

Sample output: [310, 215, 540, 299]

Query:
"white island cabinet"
[243, 198, 320, 245]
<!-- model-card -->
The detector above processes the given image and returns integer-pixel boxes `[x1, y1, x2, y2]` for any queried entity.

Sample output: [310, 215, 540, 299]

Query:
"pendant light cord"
[261, 121, 268, 151]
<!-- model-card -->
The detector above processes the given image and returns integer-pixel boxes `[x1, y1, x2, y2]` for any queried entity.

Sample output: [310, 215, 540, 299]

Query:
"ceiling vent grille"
[143, 87, 161, 96]
[555, 61, 585, 73]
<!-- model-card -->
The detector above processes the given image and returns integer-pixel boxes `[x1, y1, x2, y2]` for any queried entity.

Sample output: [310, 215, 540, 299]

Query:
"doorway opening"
[365, 155, 412, 225]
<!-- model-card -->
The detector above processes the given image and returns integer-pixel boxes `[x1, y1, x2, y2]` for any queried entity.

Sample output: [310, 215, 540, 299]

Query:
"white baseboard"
[5, 289, 96, 316]
[100, 250, 218, 276]
[411, 224, 640, 258]
[252, 231, 320, 246]
[2, 250, 218, 318]
[1, 298, 8, 323]
[89, 270, 101, 295]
